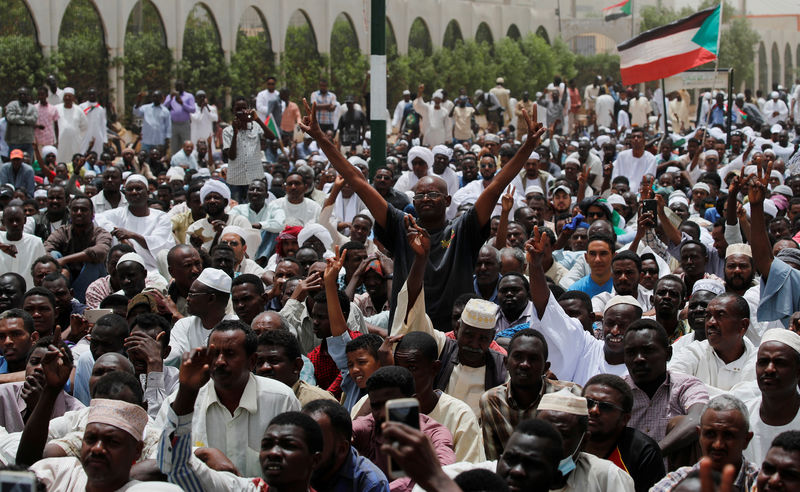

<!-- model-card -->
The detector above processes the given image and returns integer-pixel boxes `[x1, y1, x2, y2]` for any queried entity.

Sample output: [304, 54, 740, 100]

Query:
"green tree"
[329, 18, 369, 102]
[281, 24, 327, 102]
[54, 0, 109, 103]
[409, 18, 433, 56]
[178, 7, 229, 108]
[573, 53, 620, 88]
[123, 31, 172, 120]
[0, 0, 43, 103]
[230, 31, 275, 100]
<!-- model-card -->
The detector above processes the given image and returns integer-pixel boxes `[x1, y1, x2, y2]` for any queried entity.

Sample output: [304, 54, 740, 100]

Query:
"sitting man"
[185, 179, 250, 251]
[230, 273, 267, 326]
[0, 309, 38, 378]
[72, 313, 130, 405]
[155, 320, 301, 477]
[220, 225, 264, 276]
[651, 394, 757, 492]
[591, 250, 653, 314]
[754, 430, 800, 491]
[581, 374, 665, 492]
[165, 244, 203, 318]
[124, 313, 178, 419]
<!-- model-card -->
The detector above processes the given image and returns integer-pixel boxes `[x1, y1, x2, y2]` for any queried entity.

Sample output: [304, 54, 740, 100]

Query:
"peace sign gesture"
[324, 245, 346, 288]
[578, 164, 591, 187]
[521, 106, 546, 149]
[299, 98, 322, 139]
[501, 185, 516, 215]
[747, 157, 773, 206]
[524, 226, 548, 267]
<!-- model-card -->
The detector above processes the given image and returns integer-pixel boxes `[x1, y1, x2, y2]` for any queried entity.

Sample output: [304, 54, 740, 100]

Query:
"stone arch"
[758, 42, 768, 93]
[180, 3, 226, 105]
[330, 12, 359, 52]
[785, 43, 793, 89]
[0, 0, 42, 103]
[283, 9, 323, 106]
[123, 0, 171, 118]
[1, 0, 39, 43]
[535, 25, 550, 45]
[386, 16, 397, 54]
[443, 20, 463, 49]
[475, 22, 493, 45]
[409, 17, 432, 56]
[771, 42, 781, 91]
[231, 6, 275, 101]
[507, 24, 521, 41]
[330, 12, 365, 98]
[58, 0, 109, 102]
[286, 9, 318, 52]
[237, 6, 272, 51]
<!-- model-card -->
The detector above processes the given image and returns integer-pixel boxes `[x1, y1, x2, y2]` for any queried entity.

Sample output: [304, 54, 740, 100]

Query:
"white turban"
[63, 87, 75, 95]
[41, 145, 57, 159]
[432, 145, 453, 160]
[125, 174, 148, 186]
[761, 328, 800, 354]
[199, 179, 231, 203]
[297, 223, 333, 252]
[771, 124, 783, 134]
[771, 170, 784, 185]
[528, 151, 540, 161]
[704, 150, 720, 159]
[432, 89, 444, 100]
[669, 195, 690, 208]
[407, 146, 434, 168]
[770, 91, 780, 99]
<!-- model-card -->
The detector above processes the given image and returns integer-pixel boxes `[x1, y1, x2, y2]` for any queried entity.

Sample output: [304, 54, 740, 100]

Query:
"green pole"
[369, 0, 386, 179]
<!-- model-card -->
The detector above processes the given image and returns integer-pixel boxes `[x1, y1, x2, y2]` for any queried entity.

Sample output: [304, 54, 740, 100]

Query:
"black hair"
[508, 328, 549, 361]
[312, 289, 351, 320]
[210, 319, 258, 355]
[772, 430, 800, 452]
[499, 271, 530, 292]
[100, 294, 130, 310]
[23, 287, 56, 308]
[366, 365, 415, 397]
[107, 243, 135, 265]
[257, 329, 302, 361]
[30, 255, 59, 279]
[394, 331, 438, 363]
[42, 272, 70, 287]
[130, 313, 171, 347]
[345, 333, 383, 359]
[514, 418, 564, 454]
[655, 273, 688, 300]
[640, 252, 657, 264]
[268, 411, 323, 454]
[611, 250, 642, 271]
[453, 293, 480, 309]
[454, 469, 510, 492]
[231, 273, 266, 294]
[583, 373, 634, 413]
[31, 336, 74, 365]
[0, 308, 35, 335]
[341, 240, 366, 252]
[679, 222, 703, 243]
[92, 370, 144, 404]
[303, 399, 353, 441]
[700, 172, 722, 190]
[624, 319, 669, 348]
[713, 293, 751, 319]
[352, 214, 373, 226]
[558, 290, 592, 313]
[587, 232, 616, 253]
[95, 313, 130, 339]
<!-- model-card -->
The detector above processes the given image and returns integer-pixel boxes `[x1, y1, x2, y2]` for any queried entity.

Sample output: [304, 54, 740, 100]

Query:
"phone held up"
[385, 397, 420, 479]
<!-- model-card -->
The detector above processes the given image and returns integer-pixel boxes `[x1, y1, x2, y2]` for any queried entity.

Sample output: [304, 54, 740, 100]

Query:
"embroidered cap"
[460, 298, 499, 330]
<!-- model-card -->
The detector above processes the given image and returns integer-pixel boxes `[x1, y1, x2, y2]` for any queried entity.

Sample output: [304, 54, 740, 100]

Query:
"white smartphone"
[0, 470, 37, 492]
[385, 397, 420, 479]
[84, 309, 113, 324]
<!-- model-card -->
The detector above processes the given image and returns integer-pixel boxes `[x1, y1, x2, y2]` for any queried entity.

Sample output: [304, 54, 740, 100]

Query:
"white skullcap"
[125, 174, 148, 186]
[364, 131, 371, 139]
[407, 146, 434, 168]
[525, 184, 545, 196]
[704, 150, 720, 159]
[538, 388, 588, 416]
[84, 170, 97, 179]
[606, 193, 626, 207]
[764, 149, 776, 157]
[312, 155, 328, 163]
[603, 295, 642, 315]
[725, 243, 752, 258]
[771, 91, 780, 99]
[484, 134, 501, 144]
[432, 145, 453, 159]
[564, 156, 580, 166]
[63, 87, 75, 95]
[196, 168, 211, 177]
[454, 143, 466, 153]
[117, 252, 146, 269]
[402, 90, 411, 96]
[196, 268, 232, 293]
[692, 183, 710, 194]
[470, 144, 482, 153]
[692, 278, 725, 296]
[773, 184, 793, 197]
[665, 166, 681, 174]
[496, 77, 505, 84]
[221, 225, 261, 256]
[34, 189, 47, 198]
[460, 298, 499, 330]
[199, 179, 231, 203]
[348, 156, 368, 168]
[669, 195, 690, 208]
[295, 159, 308, 167]
[771, 124, 783, 134]
[297, 223, 333, 251]
[41, 145, 57, 159]
[528, 151, 540, 161]
[569, 141, 579, 148]
[761, 328, 800, 354]
[743, 165, 757, 178]
[122, 171, 132, 181]
[432, 89, 444, 100]
[166, 166, 185, 180]
[771, 170, 784, 184]
[743, 200, 778, 218]
[596, 135, 611, 147]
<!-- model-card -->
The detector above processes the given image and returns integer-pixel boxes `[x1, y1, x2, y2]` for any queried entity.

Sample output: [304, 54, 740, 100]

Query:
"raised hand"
[299, 99, 322, 139]
[728, 175, 742, 197]
[747, 158, 772, 206]
[578, 164, 590, 187]
[521, 106, 545, 148]
[124, 332, 164, 373]
[404, 215, 430, 257]
[324, 246, 346, 286]
[40, 343, 72, 390]
[524, 226, 547, 266]
[178, 345, 218, 391]
[501, 185, 516, 214]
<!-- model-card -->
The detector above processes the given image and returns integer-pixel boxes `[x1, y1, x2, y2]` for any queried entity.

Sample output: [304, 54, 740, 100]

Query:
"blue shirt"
[758, 258, 800, 328]
[569, 275, 613, 298]
[0, 356, 8, 374]
[133, 103, 171, 146]
[0, 161, 36, 195]
[328, 446, 390, 492]
[473, 274, 500, 302]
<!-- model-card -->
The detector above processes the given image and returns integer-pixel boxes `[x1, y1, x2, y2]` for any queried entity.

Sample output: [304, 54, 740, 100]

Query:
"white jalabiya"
[95, 206, 175, 272]
[0, 231, 46, 289]
[55, 104, 88, 163]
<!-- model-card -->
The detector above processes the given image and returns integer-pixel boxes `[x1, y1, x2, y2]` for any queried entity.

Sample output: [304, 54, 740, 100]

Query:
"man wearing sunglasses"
[582, 374, 665, 492]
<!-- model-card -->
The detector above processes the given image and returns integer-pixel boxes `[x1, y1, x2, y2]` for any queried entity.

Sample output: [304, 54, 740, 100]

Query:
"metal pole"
[661, 78, 668, 136]
[631, 0, 635, 37]
[727, 68, 734, 145]
[369, 0, 386, 180]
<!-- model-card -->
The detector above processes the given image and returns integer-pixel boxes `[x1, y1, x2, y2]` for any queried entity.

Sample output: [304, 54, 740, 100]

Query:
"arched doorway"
[58, 0, 109, 102]
[180, 4, 227, 107]
[771, 42, 781, 91]
[443, 20, 463, 49]
[409, 17, 432, 56]
[507, 24, 521, 41]
[758, 42, 768, 94]
[330, 13, 366, 99]
[475, 22, 493, 46]
[0, 0, 42, 103]
[231, 6, 274, 100]
[785, 44, 793, 89]
[124, 0, 170, 118]
[283, 10, 323, 104]
[536, 26, 550, 45]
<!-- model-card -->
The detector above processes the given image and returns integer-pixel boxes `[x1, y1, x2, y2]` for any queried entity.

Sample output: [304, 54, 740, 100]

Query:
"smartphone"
[385, 398, 420, 479]
[84, 309, 113, 324]
[0, 470, 37, 492]
[642, 199, 658, 216]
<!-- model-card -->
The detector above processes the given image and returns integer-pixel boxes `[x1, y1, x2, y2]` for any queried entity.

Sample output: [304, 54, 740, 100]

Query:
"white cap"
[725, 243, 752, 258]
[771, 91, 780, 99]
[63, 87, 75, 95]
[606, 194, 626, 207]
[528, 151, 540, 161]
[665, 166, 681, 174]
[125, 174, 148, 187]
[196, 268, 232, 293]
[200, 179, 231, 202]
[221, 225, 261, 257]
[432, 145, 453, 159]
[460, 298, 499, 330]
[771, 124, 783, 134]
[603, 295, 642, 315]
[402, 90, 411, 96]
[761, 328, 800, 354]
[525, 185, 544, 196]
[692, 279, 725, 296]
[552, 184, 571, 196]
[669, 195, 689, 208]
[117, 253, 146, 269]
[538, 388, 588, 416]
[704, 150, 720, 160]
[692, 183, 710, 194]
[297, 223, 333, 251]
[564, 156, 580, 166]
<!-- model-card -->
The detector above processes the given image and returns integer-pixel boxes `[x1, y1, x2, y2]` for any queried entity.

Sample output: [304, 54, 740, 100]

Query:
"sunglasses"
[586, 397, 625, 413]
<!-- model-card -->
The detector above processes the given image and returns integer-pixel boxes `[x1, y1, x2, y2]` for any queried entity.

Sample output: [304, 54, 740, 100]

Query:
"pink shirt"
[34, 102, 59, 146]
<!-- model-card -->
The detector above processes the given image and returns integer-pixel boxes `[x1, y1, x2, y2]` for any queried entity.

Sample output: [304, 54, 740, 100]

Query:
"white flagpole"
[704, 1, 724, 130]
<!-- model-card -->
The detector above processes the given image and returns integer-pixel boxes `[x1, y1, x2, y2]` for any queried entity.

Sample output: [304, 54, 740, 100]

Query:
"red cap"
[9, 149, 23, 159]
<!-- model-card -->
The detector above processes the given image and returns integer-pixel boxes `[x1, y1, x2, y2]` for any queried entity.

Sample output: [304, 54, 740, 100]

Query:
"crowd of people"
[0, 70, 800, 492]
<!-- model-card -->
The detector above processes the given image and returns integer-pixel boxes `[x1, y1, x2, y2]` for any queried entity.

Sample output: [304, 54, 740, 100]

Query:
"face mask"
[557, 432, 585, 477]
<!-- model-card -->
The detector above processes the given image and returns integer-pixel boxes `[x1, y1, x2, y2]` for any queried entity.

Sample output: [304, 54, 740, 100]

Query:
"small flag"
[264, 115, 281, 139]
[603, 0, 632, 21]
[617, 4, 720, 86]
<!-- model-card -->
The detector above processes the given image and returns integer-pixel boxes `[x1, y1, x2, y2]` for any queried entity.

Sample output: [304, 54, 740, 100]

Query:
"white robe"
[55, 104, 88, 163]
[95, 207, 176, 272]
[78, 102, 107, 155]
[190, 104, 219, 154]
[413, 98, 450, 146]
[0, 232, 46, 290]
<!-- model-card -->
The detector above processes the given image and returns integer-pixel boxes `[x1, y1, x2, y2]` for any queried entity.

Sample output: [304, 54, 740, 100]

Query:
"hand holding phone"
[385, 398, 420, 479]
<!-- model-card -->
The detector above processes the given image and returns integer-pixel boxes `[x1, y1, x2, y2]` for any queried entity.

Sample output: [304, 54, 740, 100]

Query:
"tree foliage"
[330, 18, 369, 101]
[0, 35, 46, 104]
[230, 31, 276, 100]
[122, 31, 172, 120]
[53, 0, 109, 103]
[281, 24, 327, 106]
[573, 53, 621, 88]
[177, 6, 229, 107]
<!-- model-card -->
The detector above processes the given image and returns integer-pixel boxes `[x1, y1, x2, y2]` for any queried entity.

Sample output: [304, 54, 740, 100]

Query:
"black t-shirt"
[606, 427, 666, 492]
[338, 110, 367, 146]
[375, 204, 490, 331]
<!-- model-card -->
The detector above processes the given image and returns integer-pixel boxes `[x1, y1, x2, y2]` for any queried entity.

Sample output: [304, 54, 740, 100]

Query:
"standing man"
[79, 88, 107, 156]
[490, 77, 512, 126]
[337, 96, 367, 153]
[391, 90, 412, 134]
[190, 89, 217, 157]
[310, 79, 338, 133]
[223, 97, 274, 203]
[611, 127, 657, 191]
[413, 85, 449, 146]
[164, 80, 196, 155]
[515, 92, 536, 141]
[133, 90, 171, 153]
[4, 87, 38, 156]
[279, 87, 301, 146]
[256, 76, 282, 128]
[34, 86, 59, 158]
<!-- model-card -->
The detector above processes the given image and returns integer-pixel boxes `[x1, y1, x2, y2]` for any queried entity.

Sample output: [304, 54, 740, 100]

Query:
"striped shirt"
[222, 123, 264, 186]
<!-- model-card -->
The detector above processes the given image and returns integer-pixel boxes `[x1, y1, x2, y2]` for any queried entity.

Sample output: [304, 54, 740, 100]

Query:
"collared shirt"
[133, 103, 171, 145]
[495, 301, 534, 333]
[291, 379, 338, 407]
[90, 190, 127, 214]
[551, 452, 635, 492]
[354, 292, 389, 318]
[429, 391, 486, 463]
[164, 92, 196, 123]
[668, 338, 757, 396]
[624, 370, 709, 443]
[169, 150, 197, 170]
[155, 373, 300, 477]
[479, 378, 582, 460]
[650, 458, 758, 492]
[473, 274, 500, 302]
[0, 382, 84, 432]
[142, 366, 180, 420]
[310, 90, 337, 125]
[222, 123, 264, 186]
[166, 313, 240, 366]
[0, 162, 36, 193]
[34, 101, 59, 145]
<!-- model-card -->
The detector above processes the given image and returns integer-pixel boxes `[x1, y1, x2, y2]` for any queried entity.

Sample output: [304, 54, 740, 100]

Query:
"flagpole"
[662, 78, 669, 137]
[704, 1, 723, 130]
[631, 0, 635, 37]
